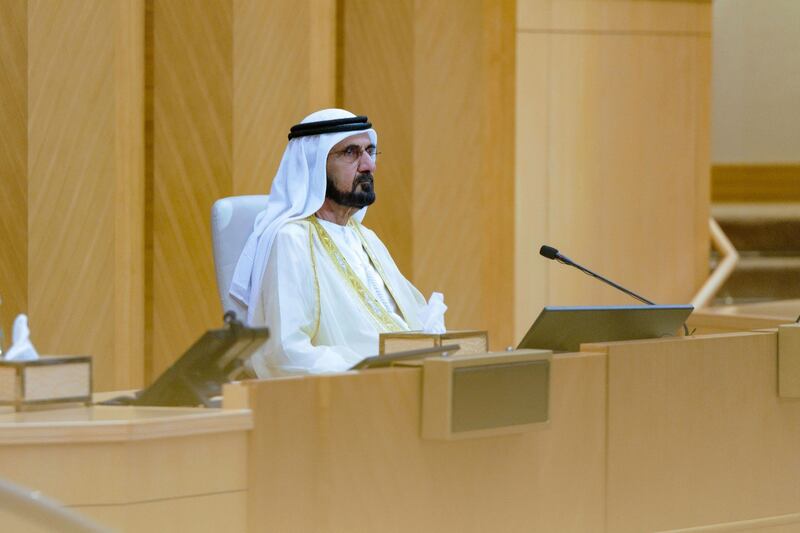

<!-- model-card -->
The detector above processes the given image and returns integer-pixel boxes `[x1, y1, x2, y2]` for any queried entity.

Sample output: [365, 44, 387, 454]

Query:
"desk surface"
[699, 298, 800, 319]
[688, 299, 800, 334]
[0, 404, 252, 444]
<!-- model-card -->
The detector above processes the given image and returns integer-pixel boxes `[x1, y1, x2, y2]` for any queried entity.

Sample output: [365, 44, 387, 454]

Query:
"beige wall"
[713, 0, 800, 163]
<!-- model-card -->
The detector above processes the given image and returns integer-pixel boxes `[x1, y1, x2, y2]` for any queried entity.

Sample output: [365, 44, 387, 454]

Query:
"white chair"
[210, 195, 269, 318]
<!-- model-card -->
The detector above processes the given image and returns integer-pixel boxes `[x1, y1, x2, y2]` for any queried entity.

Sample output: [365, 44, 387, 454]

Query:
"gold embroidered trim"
[307, 223, 321, 340]
[308, 217, 405, 333]
[349, 219, 411, 324]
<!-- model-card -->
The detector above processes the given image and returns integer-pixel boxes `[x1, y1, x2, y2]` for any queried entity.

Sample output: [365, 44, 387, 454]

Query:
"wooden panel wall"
[341, 0, 517, 350]
[515, 0, 711, 340]
[27, 0, 145, 390]
[0, 0, 27, 346]
[2, 0, 337, 389]
[3, 0, 713, 388]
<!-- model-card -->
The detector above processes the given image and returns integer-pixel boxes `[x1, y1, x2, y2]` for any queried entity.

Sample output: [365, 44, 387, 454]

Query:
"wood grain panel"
[515, 1, 711, 340]
[599, 332, 800, 532]
[546, 33, 708, 306]
[151, 0, 232, 378]
[0, 0, 27, 345]
[342, 1, 516, 349]
[114, 0, 145, 389]
[28, 0, 117, 389]
[518, 0, 711, 34]
[481, 0, 517, 350]
[412, 0, 484, 337]
[515, 32, 550, 341]
[228, 353, 606, 532]
[233, 0, 337, 196]
[341, 0, 414, 275]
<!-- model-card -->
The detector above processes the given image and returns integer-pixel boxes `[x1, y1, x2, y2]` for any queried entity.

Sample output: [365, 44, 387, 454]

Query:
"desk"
[5, 329, 800, 532]
[224, 332, 800, 532]
[688, 299, 800, 334]
[0, 405, 251, 532]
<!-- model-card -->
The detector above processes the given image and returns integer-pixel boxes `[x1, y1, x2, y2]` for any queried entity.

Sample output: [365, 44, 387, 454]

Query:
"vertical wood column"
[0, 0, 28, 346]
[28, 0, 145, 390]
[115, 0, 146, 389]
[232, 0, 337, 195]
[151, 0, 233, 378]
[342, 0, 516, 349]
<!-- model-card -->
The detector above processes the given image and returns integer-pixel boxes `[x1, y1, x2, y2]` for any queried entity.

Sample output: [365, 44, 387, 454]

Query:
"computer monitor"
[517, 305, 694, 352]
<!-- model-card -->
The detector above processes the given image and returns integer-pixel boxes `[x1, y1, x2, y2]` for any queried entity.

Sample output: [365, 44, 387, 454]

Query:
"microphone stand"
[543, 246, 692, 336]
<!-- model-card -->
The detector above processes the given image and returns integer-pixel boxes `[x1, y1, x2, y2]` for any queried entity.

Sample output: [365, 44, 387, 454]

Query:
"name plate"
[380, 329, 488, 356]
[421, 349, 551, 440]
[0, 356, 92, 411]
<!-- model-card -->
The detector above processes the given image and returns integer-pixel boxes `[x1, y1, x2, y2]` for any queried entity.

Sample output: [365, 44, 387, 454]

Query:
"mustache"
[354, 173, 373, 185]
[352, 173, 374, 192]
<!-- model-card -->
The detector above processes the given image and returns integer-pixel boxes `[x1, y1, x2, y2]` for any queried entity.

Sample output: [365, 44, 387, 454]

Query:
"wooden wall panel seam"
[517, 29, 710, 37]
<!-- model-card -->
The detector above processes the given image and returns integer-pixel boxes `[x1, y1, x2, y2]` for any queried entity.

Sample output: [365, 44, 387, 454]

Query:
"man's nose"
[358, 151, 376, 173]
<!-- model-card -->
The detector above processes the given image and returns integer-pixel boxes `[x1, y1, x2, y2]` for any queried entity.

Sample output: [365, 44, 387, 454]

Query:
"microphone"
[539, 245, 655, 305]
[539, 244, 692, 336]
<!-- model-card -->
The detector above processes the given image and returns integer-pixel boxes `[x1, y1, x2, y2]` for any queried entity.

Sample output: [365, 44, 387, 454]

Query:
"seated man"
[230, 108, 444, 377]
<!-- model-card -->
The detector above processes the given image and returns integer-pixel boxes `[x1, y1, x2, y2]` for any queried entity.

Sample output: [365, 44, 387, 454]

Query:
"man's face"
[325, 133, 377, 209]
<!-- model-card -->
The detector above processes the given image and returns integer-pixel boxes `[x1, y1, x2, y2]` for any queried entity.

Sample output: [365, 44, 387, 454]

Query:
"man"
[230, 109, 444, 377]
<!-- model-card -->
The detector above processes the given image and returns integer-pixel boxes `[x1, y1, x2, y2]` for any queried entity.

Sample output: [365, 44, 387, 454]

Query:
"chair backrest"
[210, 195, 269, 318]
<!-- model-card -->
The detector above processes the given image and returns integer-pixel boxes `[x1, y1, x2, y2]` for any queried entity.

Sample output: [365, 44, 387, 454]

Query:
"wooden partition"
[592, 332, 800, 532]
[515, 0, 712, 340]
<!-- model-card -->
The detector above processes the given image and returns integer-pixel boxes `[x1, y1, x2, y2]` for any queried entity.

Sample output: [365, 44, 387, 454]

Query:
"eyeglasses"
[329, 145, 381, 165]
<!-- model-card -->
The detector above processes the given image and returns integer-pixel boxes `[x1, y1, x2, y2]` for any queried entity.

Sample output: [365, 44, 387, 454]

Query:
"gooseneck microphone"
[539, 245, 655, 305]
[540, 244, 691, 336]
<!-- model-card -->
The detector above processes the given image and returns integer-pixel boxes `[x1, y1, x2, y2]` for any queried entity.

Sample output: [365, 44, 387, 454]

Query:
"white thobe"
[250, 216, 427, 377]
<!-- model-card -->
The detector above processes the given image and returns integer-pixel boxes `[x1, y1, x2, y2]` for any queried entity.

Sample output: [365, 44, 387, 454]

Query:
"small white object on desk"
[3, 314, 39, 362]
[0, 315, 92, 410]
[420, 292, 447, 334]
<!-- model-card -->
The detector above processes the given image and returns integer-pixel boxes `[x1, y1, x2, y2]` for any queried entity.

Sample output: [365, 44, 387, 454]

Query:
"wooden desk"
[0, 405, 251, 532]
[6, 329, 800, 532]
[688, 299, 800, 334]
[224, 357, 607, 532]
[224, 331, 800, 532]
